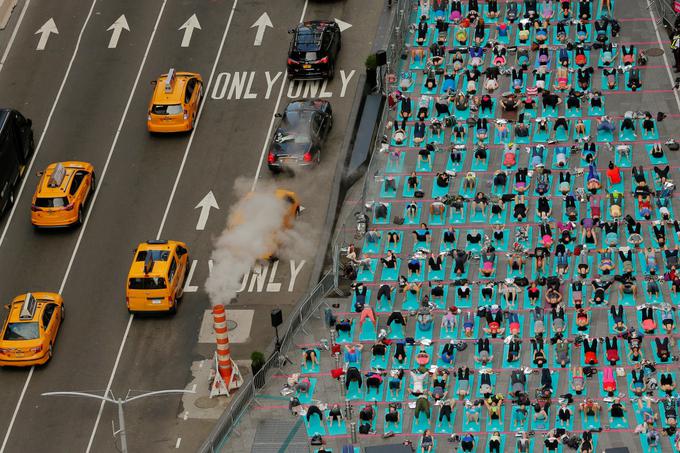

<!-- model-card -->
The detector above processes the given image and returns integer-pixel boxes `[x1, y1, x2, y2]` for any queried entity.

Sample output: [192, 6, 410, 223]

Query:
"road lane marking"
[175, 437, 182, 449]
[194, 191, 219, 231]
[646, 0, 680, 113]
[34, 17, 58, 50]
[179, 13, 200, 48]
[85, 314, 133, 452]
[0, 1, 98, 450]
[82, 2, 168, 451]
[0, 0, 97, 248]
[155, 0, 238, 237]
[106, 14, 129, 49]
[85, 0, 241, 446]
[251, 0, 308, 191]
[0, 366, 32, 453]
[250, 12, 272, 47]
[334, 18, 352, 32]
[0, 0, 29, 72]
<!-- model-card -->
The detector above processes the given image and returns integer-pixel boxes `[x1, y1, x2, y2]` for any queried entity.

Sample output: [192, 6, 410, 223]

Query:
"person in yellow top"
[672, 29, 680, 73]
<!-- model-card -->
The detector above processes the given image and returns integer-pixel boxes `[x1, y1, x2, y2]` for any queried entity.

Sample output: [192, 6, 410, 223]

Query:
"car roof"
[36, 161, 92, 198]
[282, 100, 328, 127]
[293, 21, 335, 50]
[128, 240, 181, 278]
[6, 293, 59, 323]
[151, 72, 198, 105]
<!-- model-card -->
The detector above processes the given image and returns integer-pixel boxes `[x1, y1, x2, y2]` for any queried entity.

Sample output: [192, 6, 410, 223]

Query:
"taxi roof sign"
[48, 163, 66, 188]
[144, 253, 155, 274]
[19, 293, 37, 320]
[164, 68, 176, 94]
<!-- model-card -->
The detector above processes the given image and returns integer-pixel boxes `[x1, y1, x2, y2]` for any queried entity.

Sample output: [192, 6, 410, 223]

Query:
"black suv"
[287, 21, 341, 80]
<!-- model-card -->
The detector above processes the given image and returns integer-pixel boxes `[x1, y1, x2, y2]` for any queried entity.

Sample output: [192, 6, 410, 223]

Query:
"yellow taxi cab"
[31, 161, 95, 227]
[0, 292, 64, 366]
[276, 189, 300, 229]
[126, 240, 189, 314]
[230, 189, 300, 260]
[147, 68, 203, 133]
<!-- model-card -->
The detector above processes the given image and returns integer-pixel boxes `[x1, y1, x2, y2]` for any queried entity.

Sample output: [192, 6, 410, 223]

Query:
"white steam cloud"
[205, 188, 288, 306]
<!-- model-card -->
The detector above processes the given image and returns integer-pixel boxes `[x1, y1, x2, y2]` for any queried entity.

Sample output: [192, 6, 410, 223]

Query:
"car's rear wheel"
[169, 299, 177, 315]
[61, 305, 65, 321]
[76, 207, 84, 226]
[328, 62, 335, 80]
[47, 344, 53, 361]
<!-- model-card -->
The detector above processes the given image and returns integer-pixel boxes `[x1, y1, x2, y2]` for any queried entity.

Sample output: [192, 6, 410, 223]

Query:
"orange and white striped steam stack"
[213, 304, 233, 383]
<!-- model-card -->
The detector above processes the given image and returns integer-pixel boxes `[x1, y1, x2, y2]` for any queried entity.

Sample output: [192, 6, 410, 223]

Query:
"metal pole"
[117, 398, 128, 453]
[41, 389, 194, 450]
[339, 375, 346, 397]
[350, 421, 357, 443]
[329, 329, 336, 348]
[344, 400, 353, 419]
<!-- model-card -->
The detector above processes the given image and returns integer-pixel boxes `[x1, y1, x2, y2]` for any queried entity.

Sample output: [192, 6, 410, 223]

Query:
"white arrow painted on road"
[107, 15, 129, 49]
[35, 18, 58, 51]
[195, 191, 219, 231]
[334, 18, 352, 32]
[179, 14, 201, 48]
[250, 12, 273, 47]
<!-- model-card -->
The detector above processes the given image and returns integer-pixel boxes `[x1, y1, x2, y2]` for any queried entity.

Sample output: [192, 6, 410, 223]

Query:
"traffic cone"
[212, 304, 233, 383]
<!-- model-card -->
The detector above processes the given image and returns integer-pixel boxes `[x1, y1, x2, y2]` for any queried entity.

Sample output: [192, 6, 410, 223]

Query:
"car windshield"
[136, 250, 170, 262]
[151, 104, 183, 115]
[34, 197, 69, 208]
[3, 322, 39, 340]
[128, 277, 167, 290]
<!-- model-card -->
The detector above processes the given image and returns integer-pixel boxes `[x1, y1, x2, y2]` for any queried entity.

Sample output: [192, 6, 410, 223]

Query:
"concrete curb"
[308, 3, 398, 288]
[0, 0, 16, 30]
[308, 73, 368, 288]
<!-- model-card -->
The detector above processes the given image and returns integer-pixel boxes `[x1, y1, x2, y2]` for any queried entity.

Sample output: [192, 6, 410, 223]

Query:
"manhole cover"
[645, 47, 665, 57]
[194, 396, 219, 409]
[226, 320, 238, 330]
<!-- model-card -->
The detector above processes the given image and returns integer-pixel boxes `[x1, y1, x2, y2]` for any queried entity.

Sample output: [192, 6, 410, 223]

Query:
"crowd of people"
[296, 0, 680, 452]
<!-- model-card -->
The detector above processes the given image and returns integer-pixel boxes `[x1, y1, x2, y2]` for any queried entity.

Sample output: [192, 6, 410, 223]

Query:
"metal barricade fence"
[364, 0, 418, 209]
[198, 272, 334, 453]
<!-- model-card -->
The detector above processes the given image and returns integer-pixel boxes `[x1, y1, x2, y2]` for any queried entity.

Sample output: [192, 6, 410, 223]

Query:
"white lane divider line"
[0, 1, 98, 452]
[251, 0, 308, 191]
[85, 0, 240, 448]
[83, 1, 170, 450]
[0, 0, 30, 72]
[0, 366, 33, 453]
[175, 437, 182, 449]
[647, 0, 680, 113]
[155, 0, 239, 238]
[0, 0, 97, 248]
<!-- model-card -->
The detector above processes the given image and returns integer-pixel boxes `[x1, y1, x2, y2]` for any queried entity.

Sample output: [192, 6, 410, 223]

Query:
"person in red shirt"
[606, 161, 621, 185]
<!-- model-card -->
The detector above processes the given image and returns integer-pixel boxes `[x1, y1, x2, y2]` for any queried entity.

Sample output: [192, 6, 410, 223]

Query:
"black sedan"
[287, 21, 341, 80]
[267, 99, 333, 173]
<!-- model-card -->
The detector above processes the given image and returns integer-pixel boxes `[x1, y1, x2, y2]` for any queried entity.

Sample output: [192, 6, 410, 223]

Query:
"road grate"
[250, 418, 307, 453]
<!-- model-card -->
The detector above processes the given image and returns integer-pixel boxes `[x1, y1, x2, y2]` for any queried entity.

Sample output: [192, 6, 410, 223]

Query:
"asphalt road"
[0, 0, 382, 451]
